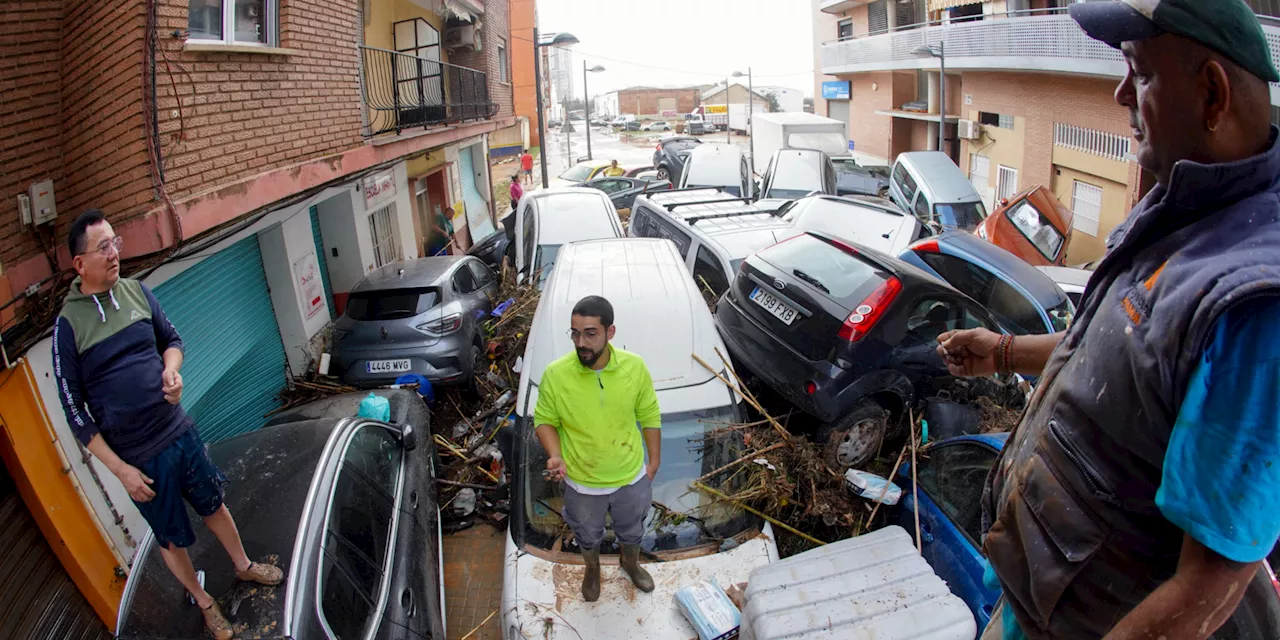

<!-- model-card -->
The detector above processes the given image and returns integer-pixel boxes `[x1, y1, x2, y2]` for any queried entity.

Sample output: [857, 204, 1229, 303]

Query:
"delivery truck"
[690, 103, 766, 133]
[751, 112, 849, 161]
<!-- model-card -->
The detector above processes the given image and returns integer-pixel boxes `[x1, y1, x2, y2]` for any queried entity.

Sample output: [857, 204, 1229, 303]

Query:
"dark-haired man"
[54, 210, 281, 640]
[533, 295, 662, 602]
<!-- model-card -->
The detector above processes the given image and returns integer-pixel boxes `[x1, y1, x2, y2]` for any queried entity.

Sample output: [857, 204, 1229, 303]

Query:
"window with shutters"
[996, 165, 1019, 201]
[369, 205, 403, 268]
[868, 0, 889, 34]
[1071, 180, 1104, 237]
[837, 18, 853, 41]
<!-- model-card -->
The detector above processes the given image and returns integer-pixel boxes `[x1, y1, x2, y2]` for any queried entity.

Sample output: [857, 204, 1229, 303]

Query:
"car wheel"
[464, 342, 485, 390]
[657, 166, 669, 181]
[816, 401, 889, 470]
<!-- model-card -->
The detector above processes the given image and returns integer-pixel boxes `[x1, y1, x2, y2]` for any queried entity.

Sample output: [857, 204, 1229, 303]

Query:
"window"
[521, 206, 537, 273]
[452, 264, 479, 294]
[369, 205, 403, 268]
[913, 194, 930, 221]
[652, 217, 692, 258]
[594, 179, 628, 194]
[393, 19, 443, 112]
[903, 298, 962, 346]
[692, 246, 730, 299]
[969, 154, 990, 194]
[345, 288, 439, 321]
[918, 253, 1047, 335]
[996, 165, 1019, 202]
[630, 208, 652, 236]
[467, 259, 495, 288]
[1071, 180, 1103, 237]
[756, 235, 884, 300]
[319, 427, 403, 640]
[892, 163, 918, 203]
[914, 442, 999, 544]
[498, 37, 509, 83]
[837, 18, 854, 41]
[978, 112, 1014, 130]
[1006, 200, 1065, 260]
[933, 202, 987, 231]
[188, 0, 276, 46]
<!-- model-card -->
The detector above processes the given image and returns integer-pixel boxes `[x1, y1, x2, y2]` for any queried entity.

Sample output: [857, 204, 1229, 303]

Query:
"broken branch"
[692, 481, 826, 547]
[695, 442, 787, 484]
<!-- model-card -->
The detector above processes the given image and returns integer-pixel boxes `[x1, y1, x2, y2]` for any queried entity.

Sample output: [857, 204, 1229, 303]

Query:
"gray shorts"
[562, 475, 652, 549]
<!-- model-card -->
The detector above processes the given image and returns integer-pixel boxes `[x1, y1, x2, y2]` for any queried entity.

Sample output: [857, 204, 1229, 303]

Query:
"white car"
[678, 143, 754, 198]
[513, 188, 625, 288]
[1036, 265, 1092, 308]
[641, 121, 671, 132]
[779, 194, 926, 256]
[501, 238, 779, 639]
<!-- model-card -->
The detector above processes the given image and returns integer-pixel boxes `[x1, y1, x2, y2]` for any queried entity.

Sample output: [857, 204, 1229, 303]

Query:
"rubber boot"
[581, 546, 601, 602]
[620, 544, 654, 593]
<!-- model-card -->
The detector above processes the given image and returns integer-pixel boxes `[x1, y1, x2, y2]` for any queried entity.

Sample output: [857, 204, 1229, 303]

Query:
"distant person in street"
[520, 148, 534, 185]
[509, 172, 523, 213]
[54, 210, 282, 640]
[937, 2, 1280, 638]
[603, 159, 626, 177]
[534, 296, 661, 602]
[427, 206, 455, 256]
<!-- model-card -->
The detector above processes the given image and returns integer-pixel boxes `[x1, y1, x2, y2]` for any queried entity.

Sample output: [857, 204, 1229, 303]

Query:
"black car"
[652, 136, 700, 182]
[832, 158, 891, 197]
[715, 231, 999, 469]
[577, 175, 672, 210]
[116, 390, 444, 640]
[757, 148, 838, 201]
[468, 227, 512, 270]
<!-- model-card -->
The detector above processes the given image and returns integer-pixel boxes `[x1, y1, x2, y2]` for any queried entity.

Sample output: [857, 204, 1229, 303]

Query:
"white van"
[513, 188, 624, 288]
[888, 151, 988, 231]
[500, 238, 779, 639]
[678, 143, 755, 198]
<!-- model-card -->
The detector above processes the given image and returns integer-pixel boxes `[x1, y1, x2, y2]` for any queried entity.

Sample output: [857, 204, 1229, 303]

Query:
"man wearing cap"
[936, 1, 1280, 638]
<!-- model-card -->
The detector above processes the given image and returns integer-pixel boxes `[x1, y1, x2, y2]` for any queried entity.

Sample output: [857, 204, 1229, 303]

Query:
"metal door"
[152, 236, 288, 442]
[310, 206, 337, 319]
[459, 147, 496, 240]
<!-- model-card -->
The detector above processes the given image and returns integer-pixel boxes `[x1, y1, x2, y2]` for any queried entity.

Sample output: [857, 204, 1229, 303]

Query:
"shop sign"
[363, 170, 397, 208]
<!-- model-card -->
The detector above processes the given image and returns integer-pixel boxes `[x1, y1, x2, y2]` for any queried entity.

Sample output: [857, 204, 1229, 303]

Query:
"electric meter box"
[29, 179, 57, 226]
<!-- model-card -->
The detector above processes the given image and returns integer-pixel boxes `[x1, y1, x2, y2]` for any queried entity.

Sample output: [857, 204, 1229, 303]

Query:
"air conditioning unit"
[957, 119, 981, 140]
[444, 24, 481, 51]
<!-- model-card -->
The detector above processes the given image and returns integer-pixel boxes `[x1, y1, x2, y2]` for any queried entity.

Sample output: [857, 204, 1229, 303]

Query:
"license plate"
[750, 287, 798, 325]
[366, 359, 411, 374]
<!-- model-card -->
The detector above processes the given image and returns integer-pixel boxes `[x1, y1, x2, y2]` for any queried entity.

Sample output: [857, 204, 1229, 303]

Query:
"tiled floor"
[442, 523, 506, 640]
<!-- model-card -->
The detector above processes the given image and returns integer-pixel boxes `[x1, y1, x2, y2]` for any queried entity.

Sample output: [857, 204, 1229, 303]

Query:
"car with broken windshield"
[499, 238, 778, 640]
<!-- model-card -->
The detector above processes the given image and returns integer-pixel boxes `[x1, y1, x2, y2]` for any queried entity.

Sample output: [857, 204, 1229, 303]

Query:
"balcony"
[360, 46, 498, 137]
[820, 0, 868, 14]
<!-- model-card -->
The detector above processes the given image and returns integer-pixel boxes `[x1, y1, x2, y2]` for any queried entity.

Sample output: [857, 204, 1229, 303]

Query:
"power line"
[508, 33, 813, 82]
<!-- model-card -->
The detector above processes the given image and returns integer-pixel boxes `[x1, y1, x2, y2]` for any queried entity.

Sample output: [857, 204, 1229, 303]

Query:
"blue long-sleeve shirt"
[53, 277, 192, 466]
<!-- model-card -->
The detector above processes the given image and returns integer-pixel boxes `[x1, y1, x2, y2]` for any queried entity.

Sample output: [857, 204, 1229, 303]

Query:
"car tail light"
[824, 236, 862, 256]
[804, 381, 817, 395]
[416, 313, 461, 336]
[655, 143, 662, 151]
[837, 277, 903, 342]
[911, 239, 940, 253]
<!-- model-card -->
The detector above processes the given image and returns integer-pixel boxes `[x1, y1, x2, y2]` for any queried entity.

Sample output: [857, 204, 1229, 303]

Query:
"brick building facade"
[600, 85, 708, 120]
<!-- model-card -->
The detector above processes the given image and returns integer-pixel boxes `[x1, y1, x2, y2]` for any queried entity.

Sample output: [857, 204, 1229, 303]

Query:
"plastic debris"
[453, 488, 477, 516]
[675, 579, 742, 640]
[752, 458, 776, 471]
[491, 297, 517, 316]
[356, 393, 390, 421]
[844, 469, 902, 505]
[512, 356, 524, 373]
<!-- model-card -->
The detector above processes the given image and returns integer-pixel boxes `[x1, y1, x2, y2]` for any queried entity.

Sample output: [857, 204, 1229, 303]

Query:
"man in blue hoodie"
[54, 210, 281, 640]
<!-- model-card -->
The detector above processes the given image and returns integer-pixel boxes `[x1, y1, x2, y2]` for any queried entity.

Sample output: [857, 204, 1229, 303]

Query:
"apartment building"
[0, 0, 514, 632]
[812, 0, 1280, 264]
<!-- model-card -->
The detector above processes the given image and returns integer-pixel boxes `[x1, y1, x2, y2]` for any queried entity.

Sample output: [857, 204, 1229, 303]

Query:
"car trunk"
[339, 287, 444, 347]
[735, 235, 891, 362]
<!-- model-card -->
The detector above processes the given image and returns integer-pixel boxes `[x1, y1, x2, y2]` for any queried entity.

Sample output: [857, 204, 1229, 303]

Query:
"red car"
[975, 186, 1074, 266]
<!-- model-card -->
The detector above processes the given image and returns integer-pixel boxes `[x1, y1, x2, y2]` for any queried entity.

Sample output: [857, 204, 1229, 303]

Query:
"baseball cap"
[1069, 0, 1280, 83]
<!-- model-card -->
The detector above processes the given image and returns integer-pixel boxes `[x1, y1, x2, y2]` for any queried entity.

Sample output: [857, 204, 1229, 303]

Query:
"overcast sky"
[536, 0, 816, 99]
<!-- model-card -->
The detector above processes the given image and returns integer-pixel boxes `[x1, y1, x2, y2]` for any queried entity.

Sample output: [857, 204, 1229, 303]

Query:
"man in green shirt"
[534, 295, 662, 602]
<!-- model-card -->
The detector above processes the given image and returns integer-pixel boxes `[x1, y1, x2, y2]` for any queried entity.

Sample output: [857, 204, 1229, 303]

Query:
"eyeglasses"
[567, 328, 602, 342]
[82, 236, 123, 257]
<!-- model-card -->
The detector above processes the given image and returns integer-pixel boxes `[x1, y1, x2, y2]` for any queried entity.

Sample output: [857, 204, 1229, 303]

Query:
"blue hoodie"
[54, 276, 192, 466]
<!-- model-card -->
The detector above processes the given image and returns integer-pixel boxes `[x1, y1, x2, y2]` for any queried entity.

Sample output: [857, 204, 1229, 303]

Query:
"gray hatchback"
[331, 256, 498, 387]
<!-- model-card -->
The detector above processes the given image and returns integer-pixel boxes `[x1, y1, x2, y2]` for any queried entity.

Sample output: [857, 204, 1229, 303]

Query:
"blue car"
[898, 434, 1280, 637]
[898, 231, 1073, 336]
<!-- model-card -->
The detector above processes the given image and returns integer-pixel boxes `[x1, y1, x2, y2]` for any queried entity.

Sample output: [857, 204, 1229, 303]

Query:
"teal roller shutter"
[152, 236, 287, 442]
[459, 147, 495, 239]
[309, 206, 337, 319]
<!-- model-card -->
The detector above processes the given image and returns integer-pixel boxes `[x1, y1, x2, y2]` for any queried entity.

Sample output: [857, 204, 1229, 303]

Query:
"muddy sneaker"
[237, 561, 283, 586]
[201, 602, 233, 640]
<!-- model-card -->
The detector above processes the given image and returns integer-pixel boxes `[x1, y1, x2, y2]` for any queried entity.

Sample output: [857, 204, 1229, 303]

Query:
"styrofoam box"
[740, 526, 977, 640]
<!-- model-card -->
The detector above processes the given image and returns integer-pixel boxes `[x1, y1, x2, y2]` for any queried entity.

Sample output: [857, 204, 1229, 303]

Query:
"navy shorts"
[133, 428, 227, 549]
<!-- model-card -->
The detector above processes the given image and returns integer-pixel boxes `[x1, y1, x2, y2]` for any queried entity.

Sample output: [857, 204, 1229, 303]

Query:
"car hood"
[503, 527, 777, 639]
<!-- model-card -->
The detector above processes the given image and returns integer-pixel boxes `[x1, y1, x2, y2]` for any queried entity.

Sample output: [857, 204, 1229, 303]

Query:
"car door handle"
[401, 588, 415, 618]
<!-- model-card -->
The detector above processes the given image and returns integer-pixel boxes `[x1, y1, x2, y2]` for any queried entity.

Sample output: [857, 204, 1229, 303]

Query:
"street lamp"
[732, 68, 753, 174]
[913, 42, 946, 154]
[583, 63, 605, 162]
[533, 29, 580, 188]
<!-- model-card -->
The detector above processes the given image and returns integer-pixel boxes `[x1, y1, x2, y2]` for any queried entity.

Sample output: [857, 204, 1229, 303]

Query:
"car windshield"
[1006, 200, 1065, 260]
[767, 156, 824, 200]
[519, 404, 758, 553]
[559, 164, 596, 182]
[934, 201, 987, 231]
[535, 244, 561, 289]
[345, 288, 439, 321]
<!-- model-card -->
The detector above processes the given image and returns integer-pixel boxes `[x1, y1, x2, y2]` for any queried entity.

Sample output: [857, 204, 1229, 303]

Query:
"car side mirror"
[401, 423, 418, 451]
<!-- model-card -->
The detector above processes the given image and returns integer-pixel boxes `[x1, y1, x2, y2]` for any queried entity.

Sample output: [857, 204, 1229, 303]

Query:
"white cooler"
[741, 525, 977, 640]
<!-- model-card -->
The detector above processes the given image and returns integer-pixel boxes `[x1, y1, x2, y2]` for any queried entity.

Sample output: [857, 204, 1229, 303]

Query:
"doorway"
[414, 170, 449, 255]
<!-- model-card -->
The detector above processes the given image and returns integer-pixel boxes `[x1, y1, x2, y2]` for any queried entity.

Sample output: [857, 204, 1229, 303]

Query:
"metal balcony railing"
[360, 45, 498, 137]
[822, 8, 1280, 86]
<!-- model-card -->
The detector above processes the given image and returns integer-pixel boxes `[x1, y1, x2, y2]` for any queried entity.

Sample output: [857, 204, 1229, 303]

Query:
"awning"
[875, 109, 960, 123]
[929, 0, 984, 11]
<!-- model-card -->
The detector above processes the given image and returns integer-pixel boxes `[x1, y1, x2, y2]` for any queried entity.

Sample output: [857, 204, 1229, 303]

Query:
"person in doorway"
[937, 2, 1280, 638]
[427, 206, 456, 256]
[603, 159, 626, 177]
[53, 210, 282, 640]
[509, 172, 523, 213]
[520, 148, 534, 185]
[534, 296, 661, 602]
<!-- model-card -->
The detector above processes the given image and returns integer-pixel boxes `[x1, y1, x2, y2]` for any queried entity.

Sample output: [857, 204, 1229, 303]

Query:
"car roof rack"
[685, 209, 784, 225]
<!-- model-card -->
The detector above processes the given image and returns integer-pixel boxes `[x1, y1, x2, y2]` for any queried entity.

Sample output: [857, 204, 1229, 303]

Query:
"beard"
[577, 346, 605, 367]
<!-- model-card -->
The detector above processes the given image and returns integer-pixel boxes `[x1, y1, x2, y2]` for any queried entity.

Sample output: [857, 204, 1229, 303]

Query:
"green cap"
[1069, 0, 1280, 83]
